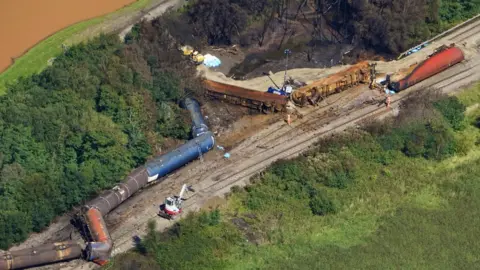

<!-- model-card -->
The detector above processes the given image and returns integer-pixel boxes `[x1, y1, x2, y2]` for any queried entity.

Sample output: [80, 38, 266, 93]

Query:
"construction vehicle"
[191, 51, 205, 65]
[262, 72, 292, 96]
[179, 45, 204, 65]
[158, 184, 195, 220]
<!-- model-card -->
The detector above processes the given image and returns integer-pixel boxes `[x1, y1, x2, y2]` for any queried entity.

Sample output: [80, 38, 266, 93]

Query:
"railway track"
[246, 89, 363, 153]
[80, 17, 480, 265]
[449, 19, 480, 43]
[190, 58, 480, 198]
[225, 61, 478, 161]
[107, 53, 480, 260]
[42, 54, 480, 265]
[16, 14, 480, 269]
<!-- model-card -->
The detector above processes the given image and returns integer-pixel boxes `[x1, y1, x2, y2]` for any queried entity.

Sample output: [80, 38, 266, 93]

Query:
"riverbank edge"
[0, 0, 169, 94]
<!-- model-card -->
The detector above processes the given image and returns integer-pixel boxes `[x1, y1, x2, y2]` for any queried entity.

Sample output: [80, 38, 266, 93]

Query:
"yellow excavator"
[179, 45, 204, 65]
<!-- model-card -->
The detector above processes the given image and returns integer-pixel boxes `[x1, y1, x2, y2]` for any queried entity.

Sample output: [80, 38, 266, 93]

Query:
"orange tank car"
[83, 208, 112, 266]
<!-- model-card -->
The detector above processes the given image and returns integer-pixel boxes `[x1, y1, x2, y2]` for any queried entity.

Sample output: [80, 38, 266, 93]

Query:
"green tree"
[0, 211, 31, 249]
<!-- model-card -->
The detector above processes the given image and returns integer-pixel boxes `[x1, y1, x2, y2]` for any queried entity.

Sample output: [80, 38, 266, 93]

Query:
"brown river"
[0, 0, 135, 72]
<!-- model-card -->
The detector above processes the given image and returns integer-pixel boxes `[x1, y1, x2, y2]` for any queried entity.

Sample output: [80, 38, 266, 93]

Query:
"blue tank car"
[184, 97, 209, 137]
[9, 98, 216, 270]
[146, 131, 215, 181]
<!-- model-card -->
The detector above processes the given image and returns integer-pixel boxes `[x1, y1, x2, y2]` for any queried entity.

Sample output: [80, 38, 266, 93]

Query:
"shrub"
[317, 152, 357, 189]
[199, 209, 221, 226]
[400, 121, 457, 160]
[309, 189, 337, 216]
[324, 167, 355, 189]
[455, 131, 477, 156]
[230, 185, 243, 193]
[434, 96, 466, 131]
[378, 132, 405, 152]
[110, 252, 158, 270]
[139, 212, 241, 270]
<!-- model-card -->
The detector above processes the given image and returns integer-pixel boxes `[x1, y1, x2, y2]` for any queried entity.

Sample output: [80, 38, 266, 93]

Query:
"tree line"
[182, 0, 479, 55]
[0, 17, 203, 249]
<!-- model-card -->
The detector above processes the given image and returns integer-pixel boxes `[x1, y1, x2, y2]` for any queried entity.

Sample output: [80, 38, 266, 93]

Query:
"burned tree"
[188, 0, 248, 45]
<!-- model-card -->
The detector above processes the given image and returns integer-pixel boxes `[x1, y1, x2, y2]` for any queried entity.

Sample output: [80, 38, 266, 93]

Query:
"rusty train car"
[0, 241, 82, 270]
[204, 46, 464, 112]
[82, 208, 113, 266]
[291, 61, 372, 106]
[203, 62, 372, 111]
[204, 80, 288, 113]
[388, 45, 465, 92]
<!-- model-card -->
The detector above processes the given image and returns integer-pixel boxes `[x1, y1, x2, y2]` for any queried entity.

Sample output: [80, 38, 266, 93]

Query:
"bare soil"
[0, 0, 136, 72]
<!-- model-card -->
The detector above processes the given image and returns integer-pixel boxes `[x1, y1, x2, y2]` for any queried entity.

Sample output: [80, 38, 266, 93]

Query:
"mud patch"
[203, 99, 281, 148]
[231, 217, 263, 245]
[203, 100, 254, 132]
[203, 100, 281, 149]
[0, 0, 135, 72]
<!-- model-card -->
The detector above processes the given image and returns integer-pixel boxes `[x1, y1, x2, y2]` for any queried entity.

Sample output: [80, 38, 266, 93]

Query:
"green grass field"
[0, 0, 157, 94]
[458, 83, 480, 107]
[221, 149, 480, 270]
[219, 87, 480, 270]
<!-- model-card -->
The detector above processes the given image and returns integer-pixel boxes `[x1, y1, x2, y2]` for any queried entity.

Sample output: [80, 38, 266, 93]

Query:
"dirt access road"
[12, 16, 480, 270]
[118, 0, 185, 40]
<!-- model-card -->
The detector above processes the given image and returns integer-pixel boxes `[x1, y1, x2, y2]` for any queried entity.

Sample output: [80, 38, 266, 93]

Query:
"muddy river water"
[0, 0, 135, 72]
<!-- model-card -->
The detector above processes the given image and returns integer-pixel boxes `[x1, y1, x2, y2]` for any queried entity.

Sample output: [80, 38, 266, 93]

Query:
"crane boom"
[178, 184, 187, 199]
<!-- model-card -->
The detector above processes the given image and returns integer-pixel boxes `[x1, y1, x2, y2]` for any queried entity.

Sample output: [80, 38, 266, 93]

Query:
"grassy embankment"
[0, 0, 161, 94]
[108, 83, 480, 270]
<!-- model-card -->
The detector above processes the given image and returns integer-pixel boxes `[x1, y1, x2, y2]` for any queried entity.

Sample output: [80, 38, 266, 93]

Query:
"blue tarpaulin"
[204, 54, 221, 68]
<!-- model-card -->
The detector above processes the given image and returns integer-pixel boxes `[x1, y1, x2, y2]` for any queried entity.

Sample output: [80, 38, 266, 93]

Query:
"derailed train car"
[82, 208, 112, 266]
[0, 241, 82, 270]
[80, 130, 215, 263]
[146, 131, 214, 181]
[184, 97, 209, 137]
[0, 98, 214, 270]
[291, 61, 372, 107]
[204, 80, 288, 113]
[80, 97, 214, 265]
[388, 45, 465, 91]
[203, 62, 374, 111]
